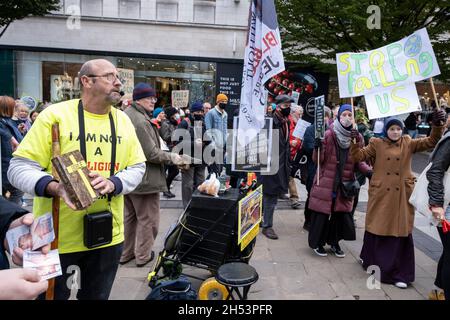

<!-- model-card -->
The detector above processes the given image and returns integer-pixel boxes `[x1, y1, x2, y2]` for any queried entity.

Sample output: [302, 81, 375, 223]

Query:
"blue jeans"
[39, 243, 123, 300]
[407, 130, 418, 138]
[262, 194, 278, 228]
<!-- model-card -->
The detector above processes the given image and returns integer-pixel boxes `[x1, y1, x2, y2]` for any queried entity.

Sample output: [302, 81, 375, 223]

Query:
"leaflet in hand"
[5, 212, 55, 253]
[23, 249, 62, 281]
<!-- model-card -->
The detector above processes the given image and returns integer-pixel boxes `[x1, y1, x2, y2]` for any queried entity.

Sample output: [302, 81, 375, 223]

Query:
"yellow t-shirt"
[14, 99, 146, 254]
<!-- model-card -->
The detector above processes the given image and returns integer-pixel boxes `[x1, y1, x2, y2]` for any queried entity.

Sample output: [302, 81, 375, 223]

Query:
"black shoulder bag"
[78, 100, 117, 249]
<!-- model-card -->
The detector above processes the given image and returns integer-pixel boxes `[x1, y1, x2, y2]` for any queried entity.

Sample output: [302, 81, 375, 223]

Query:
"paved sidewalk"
[21, 157, 441, 300]
[109, 207, 439, 300]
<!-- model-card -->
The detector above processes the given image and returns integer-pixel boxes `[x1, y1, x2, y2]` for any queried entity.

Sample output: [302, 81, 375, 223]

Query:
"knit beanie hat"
[216, 93, 228, 104]
[133, 83, 156, 101]
[153, 107, 163, 119]
[191, 101, 203, 112]
[165, 106, 178, 119]
[338, 104, 352, 119]
[383, 117, 404, 137]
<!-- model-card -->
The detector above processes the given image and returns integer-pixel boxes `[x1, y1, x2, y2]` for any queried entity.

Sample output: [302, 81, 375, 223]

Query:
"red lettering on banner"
[262, 31, 278, 53]
[253, 48, 263, 74]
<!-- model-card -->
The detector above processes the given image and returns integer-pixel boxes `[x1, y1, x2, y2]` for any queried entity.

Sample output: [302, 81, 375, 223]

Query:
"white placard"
[292, 119, 311, 140]
[336, 28, 440, 98]
[364, 83, 422, 119]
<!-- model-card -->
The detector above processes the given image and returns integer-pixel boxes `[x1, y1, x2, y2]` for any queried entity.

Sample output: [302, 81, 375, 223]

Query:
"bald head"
[79, 59, 115, 79]
[78, 59, 122, 110]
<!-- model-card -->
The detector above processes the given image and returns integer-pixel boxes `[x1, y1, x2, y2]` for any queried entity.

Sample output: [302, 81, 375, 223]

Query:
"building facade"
[0, 0, 250, 109]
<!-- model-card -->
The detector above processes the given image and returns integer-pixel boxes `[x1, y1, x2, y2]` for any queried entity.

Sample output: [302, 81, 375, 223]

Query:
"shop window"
[42, 61, 83, 103]
[81, 0, 102, 17]
[156, 1, 178, 22]
[119, 0, 141, 19]
[194, 0, 215, 24]
[117, 57, 216, 107]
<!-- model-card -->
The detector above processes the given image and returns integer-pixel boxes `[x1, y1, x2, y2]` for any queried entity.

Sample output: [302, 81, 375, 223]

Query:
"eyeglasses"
[147, 97, 157, 103]
[86, 73, 123, 83]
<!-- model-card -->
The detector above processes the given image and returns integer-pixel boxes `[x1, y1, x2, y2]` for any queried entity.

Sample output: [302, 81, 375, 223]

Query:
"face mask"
[280, 107, 291, 117]
[174, 114, 180, 121]
[340, 116, 352, 127]
[193, 114, 204, 121]
[219, 103, 227, 109]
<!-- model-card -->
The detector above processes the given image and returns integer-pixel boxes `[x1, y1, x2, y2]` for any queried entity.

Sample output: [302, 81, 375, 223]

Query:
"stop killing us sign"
[336, 28, 440, 119]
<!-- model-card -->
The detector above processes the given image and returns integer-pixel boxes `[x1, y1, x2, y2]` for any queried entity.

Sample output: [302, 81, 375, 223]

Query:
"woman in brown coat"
[350, 110, 447, 289]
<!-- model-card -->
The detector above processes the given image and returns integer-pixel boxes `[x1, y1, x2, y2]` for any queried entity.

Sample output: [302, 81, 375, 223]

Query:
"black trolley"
[147, 187, 257, 299]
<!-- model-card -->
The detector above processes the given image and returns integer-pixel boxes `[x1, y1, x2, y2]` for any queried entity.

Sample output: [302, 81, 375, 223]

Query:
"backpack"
[146, 276, 197, 300]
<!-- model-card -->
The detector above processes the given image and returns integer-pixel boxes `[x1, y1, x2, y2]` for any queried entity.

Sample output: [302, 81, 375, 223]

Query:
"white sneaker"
[394, 282, 408, 289]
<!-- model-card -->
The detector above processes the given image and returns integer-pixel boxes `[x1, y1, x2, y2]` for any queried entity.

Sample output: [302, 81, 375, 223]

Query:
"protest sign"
[292, 119, 310, 140]
[238, 185, 262, 250]
[336, 28, 440, 119]
[232, 116, 273, 173]
[117, 68, 134, 96]
[314, 95, 325, 139]
[336, 28, 440, 98]
[171, 90, 189, 109]
[291, 91, 300, 105]
[364, 83, 421, 119]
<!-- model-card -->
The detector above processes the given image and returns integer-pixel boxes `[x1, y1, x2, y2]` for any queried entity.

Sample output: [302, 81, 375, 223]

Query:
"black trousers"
[39, 243, 123, 300]
[165, 164, 179, 191]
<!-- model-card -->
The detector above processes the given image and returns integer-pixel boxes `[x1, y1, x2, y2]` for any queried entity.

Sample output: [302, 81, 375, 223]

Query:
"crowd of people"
[0, 58, 449, 301]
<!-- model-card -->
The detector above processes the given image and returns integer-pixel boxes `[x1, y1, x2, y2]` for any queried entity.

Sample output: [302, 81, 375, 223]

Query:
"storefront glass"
[10, 50, 216, 108]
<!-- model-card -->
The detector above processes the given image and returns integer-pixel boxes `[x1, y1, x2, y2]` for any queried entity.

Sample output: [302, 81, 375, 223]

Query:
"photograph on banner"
[292, 119, 310, 140]
[171, 90, 190, 109]
[238, 0, 285, 146]
[364, 83, 422, 119]
[232, 117, 274, 173]
[238, 185, 262, 250]
[117, 68, 134, 96]
[314, 95, 325, 139]
[336, 28, 440, 98]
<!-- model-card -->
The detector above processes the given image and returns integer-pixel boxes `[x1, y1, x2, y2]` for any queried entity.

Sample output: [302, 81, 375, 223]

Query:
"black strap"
[78, 100, 116, 202]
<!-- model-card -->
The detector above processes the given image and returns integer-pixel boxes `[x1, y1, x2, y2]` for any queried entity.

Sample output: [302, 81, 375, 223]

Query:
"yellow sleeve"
[13, 108, 54, 170]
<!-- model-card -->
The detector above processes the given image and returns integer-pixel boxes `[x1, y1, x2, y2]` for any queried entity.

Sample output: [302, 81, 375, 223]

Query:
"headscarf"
[332, 118, 352, 149]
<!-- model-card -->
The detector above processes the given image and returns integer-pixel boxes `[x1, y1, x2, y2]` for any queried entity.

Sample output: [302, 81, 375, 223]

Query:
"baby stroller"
[147, 188, 257, 299]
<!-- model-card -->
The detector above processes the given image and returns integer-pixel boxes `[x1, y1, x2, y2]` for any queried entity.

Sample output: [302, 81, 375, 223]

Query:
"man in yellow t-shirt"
[7, 59, 146, 300]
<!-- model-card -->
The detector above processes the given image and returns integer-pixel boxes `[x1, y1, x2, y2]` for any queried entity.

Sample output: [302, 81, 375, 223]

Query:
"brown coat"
[125, 103, 173, 194]
[350, 125, 445, 237]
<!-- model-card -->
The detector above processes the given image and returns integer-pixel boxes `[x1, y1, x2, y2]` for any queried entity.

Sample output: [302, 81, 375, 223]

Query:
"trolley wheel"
[198, 277, 228, 300]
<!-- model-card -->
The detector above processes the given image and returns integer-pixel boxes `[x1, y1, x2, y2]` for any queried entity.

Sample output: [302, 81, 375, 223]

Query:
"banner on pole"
[238, 0, 285, 146]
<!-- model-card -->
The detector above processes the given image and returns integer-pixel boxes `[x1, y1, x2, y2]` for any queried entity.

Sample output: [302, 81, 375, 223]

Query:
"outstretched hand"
[431, 109, 446, 127]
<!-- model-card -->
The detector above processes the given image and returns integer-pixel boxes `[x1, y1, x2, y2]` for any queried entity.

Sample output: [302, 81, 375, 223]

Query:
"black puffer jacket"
[427, 130, 450, 207]
[0, 197, 28, 270]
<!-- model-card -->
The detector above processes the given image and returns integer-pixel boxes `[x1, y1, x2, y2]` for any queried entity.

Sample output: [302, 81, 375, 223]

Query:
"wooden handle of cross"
[46, 123, 60, 300]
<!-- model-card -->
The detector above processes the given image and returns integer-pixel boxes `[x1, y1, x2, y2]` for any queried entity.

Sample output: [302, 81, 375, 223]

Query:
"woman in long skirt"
[350, 110, 446, 288]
